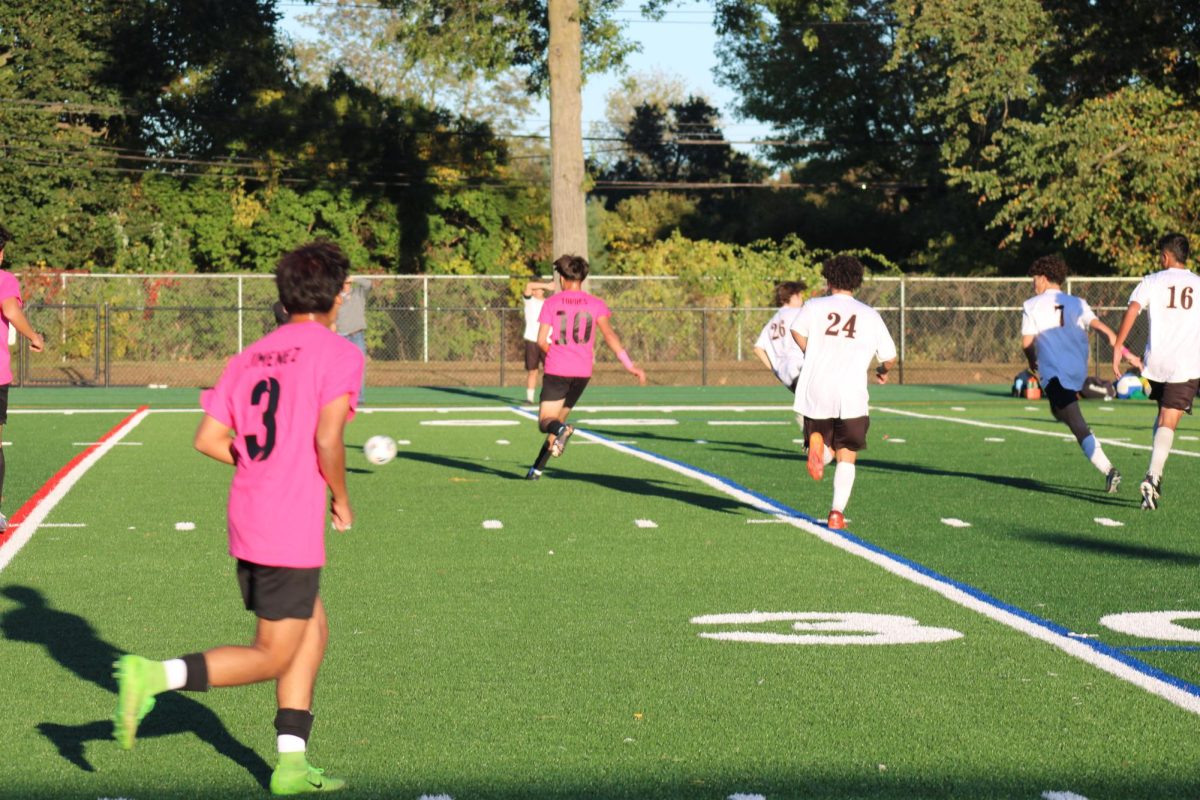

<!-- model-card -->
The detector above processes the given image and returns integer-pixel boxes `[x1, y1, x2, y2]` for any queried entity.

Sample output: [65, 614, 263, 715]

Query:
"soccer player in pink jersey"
[113, 242, 364, 795]
[0, 225, 46, 532]
[525, 254, 646, 480]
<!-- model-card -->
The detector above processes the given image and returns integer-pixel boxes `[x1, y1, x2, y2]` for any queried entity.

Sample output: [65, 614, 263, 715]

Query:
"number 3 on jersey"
[246, 377, 280, 460]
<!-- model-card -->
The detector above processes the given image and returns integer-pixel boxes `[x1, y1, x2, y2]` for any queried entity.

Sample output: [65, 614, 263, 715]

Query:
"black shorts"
[1148, 379, 1199, 414]
[523, 340, 545, 371]
[236, 559, 321, 621]
[803, 415, 870, 452]
[540, 373, 590, 407]
[1043, 377, 1080, 413]
[0, 384, 9, 425]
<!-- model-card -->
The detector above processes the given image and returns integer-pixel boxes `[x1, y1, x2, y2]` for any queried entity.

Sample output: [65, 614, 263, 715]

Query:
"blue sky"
[278, 1, 771, 148]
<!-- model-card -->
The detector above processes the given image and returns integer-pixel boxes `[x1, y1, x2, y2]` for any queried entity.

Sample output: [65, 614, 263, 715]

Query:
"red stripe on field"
[0, 405, 149, 548]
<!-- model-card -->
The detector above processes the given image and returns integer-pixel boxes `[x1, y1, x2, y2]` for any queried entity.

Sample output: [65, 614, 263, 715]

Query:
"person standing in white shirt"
[1021, 255, 1137, 493]
[753, 281, 806, 392]
[522, 279, 554, 404]
[1111, 233, 1200, 509]
[790, 255, 896, 530]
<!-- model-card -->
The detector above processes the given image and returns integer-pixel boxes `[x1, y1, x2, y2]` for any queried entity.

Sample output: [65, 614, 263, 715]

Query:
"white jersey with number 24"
[790, 293, 897, 420]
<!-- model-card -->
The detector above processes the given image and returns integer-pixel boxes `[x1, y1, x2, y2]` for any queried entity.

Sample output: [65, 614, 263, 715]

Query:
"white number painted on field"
[690, 612, 963, 645]
[1100, 612, 1200, 642]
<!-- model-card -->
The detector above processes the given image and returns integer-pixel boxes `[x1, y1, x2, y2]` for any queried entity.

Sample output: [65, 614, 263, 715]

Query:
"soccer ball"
[1115, 373, 1147, 400]
[363, 435, 398, 465]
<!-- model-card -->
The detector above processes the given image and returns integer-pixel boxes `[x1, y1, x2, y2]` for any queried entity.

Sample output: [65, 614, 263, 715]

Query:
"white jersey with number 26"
[1129, 267, 1200, 383]
[790, 293, 897, 420]
[754, 305, 805, 387]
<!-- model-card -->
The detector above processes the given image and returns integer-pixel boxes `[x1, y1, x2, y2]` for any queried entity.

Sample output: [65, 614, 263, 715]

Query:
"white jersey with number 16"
[1129, 267, 1200, 383]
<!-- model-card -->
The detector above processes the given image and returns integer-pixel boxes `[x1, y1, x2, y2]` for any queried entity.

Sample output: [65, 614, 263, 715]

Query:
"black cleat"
[1105, 468, 1121, 494]
[525, 467, 542, 481]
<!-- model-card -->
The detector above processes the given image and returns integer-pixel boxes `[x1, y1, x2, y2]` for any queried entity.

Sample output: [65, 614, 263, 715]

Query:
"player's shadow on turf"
[1021, 533, 1200, 565]
[398, 449, 524, 480]
[0, 585, 271, 787]
[856, 459, 1127, 505]
[553, 470, 752, 513]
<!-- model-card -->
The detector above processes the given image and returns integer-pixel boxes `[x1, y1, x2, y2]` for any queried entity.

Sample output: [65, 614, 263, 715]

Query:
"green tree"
[891, 0, 1200, 273]
[0, 1, 125, 268]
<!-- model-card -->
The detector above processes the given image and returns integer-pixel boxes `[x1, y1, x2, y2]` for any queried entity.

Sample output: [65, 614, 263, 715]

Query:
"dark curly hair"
[1028, 255, 1069, 285]
[1159, 232, 1190, 265]
[821, 255, 864, 292]
[773, 280, 806, 306]
[553, 254, 589, 282]
[276, 241, 350, 315]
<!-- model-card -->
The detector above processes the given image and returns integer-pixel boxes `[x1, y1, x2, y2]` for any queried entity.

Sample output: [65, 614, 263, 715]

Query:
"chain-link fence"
[10, 272, 1148, 388]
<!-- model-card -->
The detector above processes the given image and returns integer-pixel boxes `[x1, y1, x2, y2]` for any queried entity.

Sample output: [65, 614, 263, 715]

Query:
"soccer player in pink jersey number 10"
[525, 254, 646, 480]
[113, 242, 365, 795]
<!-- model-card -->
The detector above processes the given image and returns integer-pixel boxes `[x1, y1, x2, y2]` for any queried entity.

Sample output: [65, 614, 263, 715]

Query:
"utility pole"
[547, 0, 588, 274]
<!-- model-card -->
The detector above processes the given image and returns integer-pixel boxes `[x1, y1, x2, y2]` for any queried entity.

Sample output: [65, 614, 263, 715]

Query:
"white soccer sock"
[526, 388, 535, 403]
[1148, 426, 1175, 478]
[277, 734, 306, 754]
[163, 658, 188, 691]
[1080, 435, 1112, 475]
[831, 462, 856, 512]
[823, 446, 834, 466]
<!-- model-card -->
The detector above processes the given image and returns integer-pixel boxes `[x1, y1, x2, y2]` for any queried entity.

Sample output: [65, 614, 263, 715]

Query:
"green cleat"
[270, 754, 346, 795]
[112, 654, 165, 750]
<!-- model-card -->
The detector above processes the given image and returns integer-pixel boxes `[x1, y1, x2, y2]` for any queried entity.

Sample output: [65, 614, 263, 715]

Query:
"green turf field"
[2, 385, 1200, 799]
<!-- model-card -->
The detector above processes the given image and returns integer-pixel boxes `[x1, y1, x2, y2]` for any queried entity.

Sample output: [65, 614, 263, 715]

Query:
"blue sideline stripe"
[1118, 646, 1200, 653]
[542, 413, 1200, 700]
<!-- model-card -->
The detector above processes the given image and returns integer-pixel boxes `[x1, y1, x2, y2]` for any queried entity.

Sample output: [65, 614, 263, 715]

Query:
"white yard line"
[0, 408, 150, 573]
[872, 405, 1200, 458]
[510, 405, 1200, 717]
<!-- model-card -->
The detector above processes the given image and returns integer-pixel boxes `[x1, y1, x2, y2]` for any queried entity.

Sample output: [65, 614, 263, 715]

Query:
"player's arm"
[790, 330, 808, 352]
[1110, 302, 1142, 377]
[753, 346, 773, 371]
[523, 279, 554, 297]
[1091, 317, 1142, 370]
[536, 322, 552, 355]
[0, 297, 43, 352]
[316, 393, 353, 532]
[597, 315, 646, 385]
[874, 358, 897, 385]
[1021, 334, 1038, 375]
[194, 415, 237, 465]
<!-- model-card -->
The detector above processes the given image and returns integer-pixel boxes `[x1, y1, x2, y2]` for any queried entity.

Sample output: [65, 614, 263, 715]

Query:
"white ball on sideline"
[363, 435, 398, 466]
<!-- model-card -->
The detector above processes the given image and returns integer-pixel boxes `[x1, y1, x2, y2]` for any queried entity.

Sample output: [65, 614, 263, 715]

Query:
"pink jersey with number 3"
[538, 290, 611, 378]
[201, 321, 364, 568]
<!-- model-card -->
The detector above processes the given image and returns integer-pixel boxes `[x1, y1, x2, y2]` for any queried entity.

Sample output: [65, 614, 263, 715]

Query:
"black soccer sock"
[180, 652, 210, 692]
[275, 708, 315, 744]
[531, 440, 553, 473]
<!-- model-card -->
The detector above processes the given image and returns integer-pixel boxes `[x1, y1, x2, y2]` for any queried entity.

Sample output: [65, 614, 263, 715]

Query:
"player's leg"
[270, 598, 345, 795]
[1047, 380, 1118, 491]
[527, 375, 567, 479]
[0, 386, 9, 530]
[1140, 380, 1195, 509]
[0, 425, 7, 532]
[802, 417, 834, 481]
[113, 563, 315, 750]
[826, 416, 869, 529]
[547, 377, 587, 458]
[524, 341, 540, 404]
